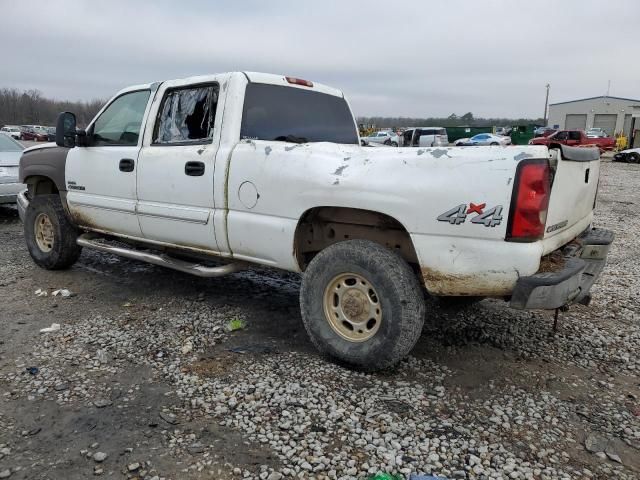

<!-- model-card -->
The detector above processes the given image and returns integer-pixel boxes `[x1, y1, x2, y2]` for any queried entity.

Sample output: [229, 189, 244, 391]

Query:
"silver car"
[0, 134, 25, 204]
[454, 133, 511, 146]
[361, 130, 399, 147]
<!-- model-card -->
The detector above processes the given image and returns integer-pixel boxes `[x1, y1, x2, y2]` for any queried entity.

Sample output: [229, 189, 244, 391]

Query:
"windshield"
[0, 134, 24, 152]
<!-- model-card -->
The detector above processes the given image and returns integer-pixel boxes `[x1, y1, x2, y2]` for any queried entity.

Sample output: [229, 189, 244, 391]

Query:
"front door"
[136, 78, 223, 252]
[65, 88, 153, 237]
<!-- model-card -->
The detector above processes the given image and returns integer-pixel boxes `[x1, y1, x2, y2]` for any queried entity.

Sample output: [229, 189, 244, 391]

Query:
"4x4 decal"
[437, 203, 503, 227]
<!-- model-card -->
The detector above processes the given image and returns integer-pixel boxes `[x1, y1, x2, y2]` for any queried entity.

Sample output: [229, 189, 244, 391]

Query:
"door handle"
[185, 161, 205, 176]
[119, 158, 135, 172]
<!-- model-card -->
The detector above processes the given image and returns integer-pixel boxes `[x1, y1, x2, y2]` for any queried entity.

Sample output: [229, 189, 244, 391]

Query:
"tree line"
[358, 112, 544, 129]
[0, 88, 105, 128]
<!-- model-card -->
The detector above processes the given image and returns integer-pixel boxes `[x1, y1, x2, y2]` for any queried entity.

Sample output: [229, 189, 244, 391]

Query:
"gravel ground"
[0, 158, 638, 480]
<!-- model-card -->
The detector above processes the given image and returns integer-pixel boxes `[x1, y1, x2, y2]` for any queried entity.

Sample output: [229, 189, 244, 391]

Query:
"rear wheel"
[391, 141, 398, 147]
[24, 194, 82, 270]
[490, 142, 499, 146]
[300, 240, 425, 370]
[629, 152, 640, 163]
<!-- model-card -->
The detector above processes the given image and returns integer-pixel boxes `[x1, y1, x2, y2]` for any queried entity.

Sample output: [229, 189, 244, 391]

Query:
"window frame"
[88, 89, 151, 148]
[151, 82, 220, 147]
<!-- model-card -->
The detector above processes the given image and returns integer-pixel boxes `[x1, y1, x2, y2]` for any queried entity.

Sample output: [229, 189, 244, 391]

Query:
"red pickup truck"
[529, 129, 615, 151]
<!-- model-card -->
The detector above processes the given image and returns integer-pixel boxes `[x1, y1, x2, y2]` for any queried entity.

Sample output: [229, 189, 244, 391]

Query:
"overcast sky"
[2, 0, 638, 118]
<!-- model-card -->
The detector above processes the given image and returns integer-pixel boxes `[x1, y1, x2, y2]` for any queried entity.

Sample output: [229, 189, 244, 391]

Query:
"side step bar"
[77, 233, 245, 278]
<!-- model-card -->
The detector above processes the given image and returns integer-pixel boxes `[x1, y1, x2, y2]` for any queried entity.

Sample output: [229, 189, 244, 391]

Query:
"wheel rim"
[34, 213, 54, 252]
[323, 272, 382, 342]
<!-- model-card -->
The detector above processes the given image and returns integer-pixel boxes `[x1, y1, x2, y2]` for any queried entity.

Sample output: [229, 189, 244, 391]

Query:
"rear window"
[240, 83, 358, 144]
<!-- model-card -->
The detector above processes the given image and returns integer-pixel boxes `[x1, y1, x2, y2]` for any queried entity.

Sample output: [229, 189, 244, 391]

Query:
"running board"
[76, 233, 245, 277]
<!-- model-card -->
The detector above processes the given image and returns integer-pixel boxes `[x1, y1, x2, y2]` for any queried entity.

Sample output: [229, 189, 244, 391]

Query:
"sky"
[1, 0, 638, 118]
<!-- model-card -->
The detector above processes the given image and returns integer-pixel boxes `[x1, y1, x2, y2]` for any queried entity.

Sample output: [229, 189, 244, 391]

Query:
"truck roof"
[115, 72, 345, 99]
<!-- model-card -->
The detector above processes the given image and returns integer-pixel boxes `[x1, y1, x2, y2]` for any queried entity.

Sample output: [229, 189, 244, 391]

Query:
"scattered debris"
[159, 411, 179, 425]
[127, 463, 140, 472]
[34, 288, 47, 297]
[25, 367, 39, 375]
[39, 323, 60, 334]
[52, 288, 75, 297]
[225, 317, 246, 332]
[228, 344, 275, 354]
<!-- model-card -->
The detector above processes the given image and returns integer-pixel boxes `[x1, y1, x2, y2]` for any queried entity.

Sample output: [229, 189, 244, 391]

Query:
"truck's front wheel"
[24, 194, 82, 270]
[300, 240, 425, 370]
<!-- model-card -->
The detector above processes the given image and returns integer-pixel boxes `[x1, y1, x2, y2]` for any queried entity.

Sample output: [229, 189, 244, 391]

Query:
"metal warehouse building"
[547, 96, 640, 139]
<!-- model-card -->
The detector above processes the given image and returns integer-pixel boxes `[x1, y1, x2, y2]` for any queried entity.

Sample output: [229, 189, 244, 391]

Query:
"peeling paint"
[343, 157, 351, 162]
[430, 149, 451, 159]
[332, 179, 340, 185]
[284, 144, 302, 152]
[197, 147, 205, 155]
[417, 149, 425, 156]
[333, 165, 348, 176]
[507, 177, 512, 185]
[222, 81, 228, 91]
[265, 146, 272, 156]
[514, 152, 534, 161]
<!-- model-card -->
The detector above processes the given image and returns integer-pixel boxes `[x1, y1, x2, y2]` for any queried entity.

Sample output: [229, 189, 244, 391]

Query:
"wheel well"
[549, 143, 562, 150]
[25, 176, 59, 197]
[294, 207, 419, 271]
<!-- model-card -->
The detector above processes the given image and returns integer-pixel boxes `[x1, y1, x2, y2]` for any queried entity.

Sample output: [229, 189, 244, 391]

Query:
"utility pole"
[543, 84, 550, 127]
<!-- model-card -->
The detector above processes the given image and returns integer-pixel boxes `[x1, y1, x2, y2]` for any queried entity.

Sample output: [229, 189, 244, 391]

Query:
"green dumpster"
[510, 125, 536, 145]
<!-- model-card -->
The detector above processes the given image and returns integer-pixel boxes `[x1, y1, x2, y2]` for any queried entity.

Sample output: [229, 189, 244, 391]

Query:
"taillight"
[285, 76, 313, 87]
[506, 160, 551, 242]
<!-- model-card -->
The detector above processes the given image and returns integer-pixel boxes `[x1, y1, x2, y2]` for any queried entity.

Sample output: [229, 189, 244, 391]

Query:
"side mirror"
[56, 112, 77, 148]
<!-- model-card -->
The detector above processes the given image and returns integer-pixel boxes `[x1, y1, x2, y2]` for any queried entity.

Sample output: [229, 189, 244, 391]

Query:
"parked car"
[46, 127, 56, 142]
[534, 127, 557, 138]
[529, 130, 615, 151]
[455, 133, 511, 146]
[613, 148, 640, 163]
[400, 127, 448, 147]
[1, 126, 23, 140]
[18, 71, 612, 370]
[361, 130, 399, 147]
[495, 127, 512, 136]
[0, 133, 25, 204]
[586, 127, 608, 138]
[32, 126, 50, 142]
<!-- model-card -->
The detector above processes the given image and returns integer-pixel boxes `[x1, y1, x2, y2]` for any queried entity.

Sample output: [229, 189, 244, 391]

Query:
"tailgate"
[542, 145, 600, 254]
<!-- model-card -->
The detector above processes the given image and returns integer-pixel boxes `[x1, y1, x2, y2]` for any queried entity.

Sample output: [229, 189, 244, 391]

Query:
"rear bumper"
[510, 227, 614, 310]
[16, 189, 29, 221]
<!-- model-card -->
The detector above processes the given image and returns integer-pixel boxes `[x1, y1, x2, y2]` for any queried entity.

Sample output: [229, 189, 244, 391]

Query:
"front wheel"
[629, 152, 640, 163]
[490, 142, 499, 146]
[391, 141, 398, 147]
[300, 240, 425, 370]
[24, 194, 82, 270]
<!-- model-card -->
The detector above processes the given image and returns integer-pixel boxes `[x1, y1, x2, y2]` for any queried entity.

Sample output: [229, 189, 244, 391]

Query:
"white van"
[400, 127, 448, 147]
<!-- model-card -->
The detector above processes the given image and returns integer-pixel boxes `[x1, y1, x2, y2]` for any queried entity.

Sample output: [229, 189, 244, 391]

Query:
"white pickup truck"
[17, 72, 613, 370]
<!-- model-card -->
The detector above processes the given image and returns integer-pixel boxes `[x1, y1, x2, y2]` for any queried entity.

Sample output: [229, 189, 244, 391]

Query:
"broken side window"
[153, 84, 219, 144]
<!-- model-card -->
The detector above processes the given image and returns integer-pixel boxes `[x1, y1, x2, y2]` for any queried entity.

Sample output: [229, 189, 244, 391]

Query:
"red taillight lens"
[506, 160, 551, 241]
[285, 76, 313, 87]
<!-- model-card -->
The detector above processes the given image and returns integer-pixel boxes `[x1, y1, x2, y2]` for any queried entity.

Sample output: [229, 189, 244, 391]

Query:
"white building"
[547, 96, 640, 138]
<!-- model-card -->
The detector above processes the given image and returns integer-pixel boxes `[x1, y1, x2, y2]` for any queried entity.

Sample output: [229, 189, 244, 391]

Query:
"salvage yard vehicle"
[1, 126, 23, 140]
[454, 133, 511, 146]
[613, 147, 640, 163]
[0, 133, 24, 204]
[530, 129, 616, 151]
[17, 72, 613, 370]
[361, 130, 399, 147]
[399, 127, 448, 147]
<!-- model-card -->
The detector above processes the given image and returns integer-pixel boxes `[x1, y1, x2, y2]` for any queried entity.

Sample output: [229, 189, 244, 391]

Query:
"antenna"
[606, 80, 611, 97]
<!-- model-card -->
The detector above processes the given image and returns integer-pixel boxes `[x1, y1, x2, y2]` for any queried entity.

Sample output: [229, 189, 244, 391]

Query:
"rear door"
[65, 88, 153, 236]
[136, 76, 225, 251]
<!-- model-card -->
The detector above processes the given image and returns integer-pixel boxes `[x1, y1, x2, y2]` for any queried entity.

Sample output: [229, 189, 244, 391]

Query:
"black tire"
[24, 194, 82, 270]
[383, 139, 391, 146]
[391, 141, 398, 147]
[300, 240, 425, 370]
[490, 142, 499, 146]
[629, 152, 640, 163]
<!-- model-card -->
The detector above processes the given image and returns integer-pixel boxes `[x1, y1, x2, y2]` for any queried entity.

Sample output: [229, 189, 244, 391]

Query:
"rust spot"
[538, 251, 566, 273]
[421, 266, 513, 296]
